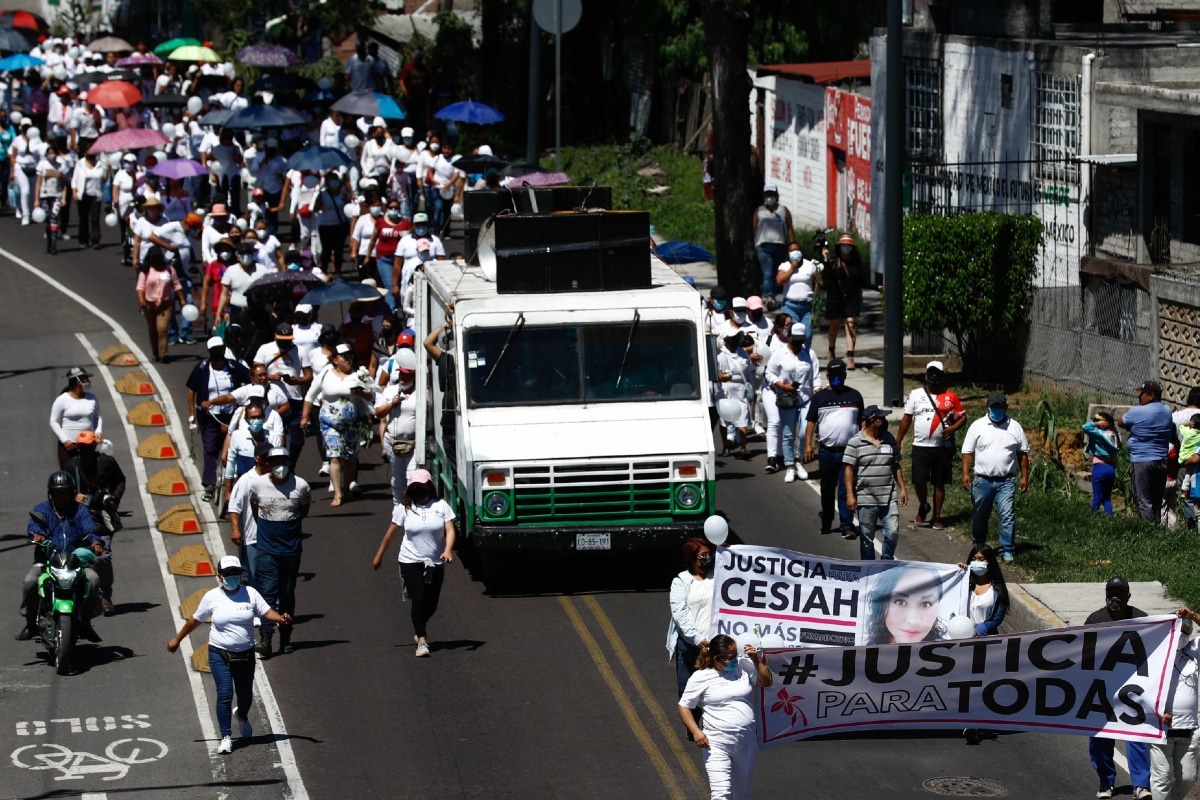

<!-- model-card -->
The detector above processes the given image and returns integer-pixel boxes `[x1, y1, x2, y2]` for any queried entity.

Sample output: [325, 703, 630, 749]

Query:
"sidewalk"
[675, 256, 1182, 633]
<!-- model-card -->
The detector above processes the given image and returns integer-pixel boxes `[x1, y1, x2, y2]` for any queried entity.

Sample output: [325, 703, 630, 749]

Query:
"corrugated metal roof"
[756, 60, 871, 85]
[370, 11, 483, 50]
[1077, 153, 1138, 166]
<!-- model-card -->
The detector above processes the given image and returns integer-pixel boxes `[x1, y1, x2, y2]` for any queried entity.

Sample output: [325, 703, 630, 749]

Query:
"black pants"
[399, 561, 445, 639]
[77, 194, 101, 246]
[318, 223, 349, 275]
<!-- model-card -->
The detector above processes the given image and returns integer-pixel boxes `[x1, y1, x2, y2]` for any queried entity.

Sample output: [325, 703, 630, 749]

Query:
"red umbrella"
[85, 80, 142, 109]
[87, 128, 169, 154]
[0, 10, 48, 34]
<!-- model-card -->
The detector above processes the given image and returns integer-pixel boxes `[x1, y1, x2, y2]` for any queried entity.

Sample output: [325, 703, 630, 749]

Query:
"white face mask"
[734, 311, 747, 324]
[968, 561, 989, 576]
[238, 254, 254, 266]
[271, 464, 289, 481]
[788, 251, 802, 263]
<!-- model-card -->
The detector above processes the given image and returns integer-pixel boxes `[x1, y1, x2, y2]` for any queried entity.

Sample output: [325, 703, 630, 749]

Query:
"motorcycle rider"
[65, 430, 126, 616]
[17, 471, 105, 642]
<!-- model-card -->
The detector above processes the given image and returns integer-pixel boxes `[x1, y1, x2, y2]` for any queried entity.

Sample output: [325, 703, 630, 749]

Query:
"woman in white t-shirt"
[371, 468, 456, 657]
[678, 633, 773, 799]
[666, 537, 716, 739]
[775, 241, 819, 335]
[167, 555, 290, 755]
[50, 367, 103, 468]
[302, 343, 370, 507]
[374, 348, 418, 505]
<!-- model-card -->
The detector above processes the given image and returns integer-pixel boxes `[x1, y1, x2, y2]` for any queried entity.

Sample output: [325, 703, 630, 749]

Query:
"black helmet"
[47, 470, 76, 494]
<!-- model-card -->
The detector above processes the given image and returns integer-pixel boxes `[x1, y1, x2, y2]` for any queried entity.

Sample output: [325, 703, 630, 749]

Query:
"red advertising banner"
[825, 88, 872, 238]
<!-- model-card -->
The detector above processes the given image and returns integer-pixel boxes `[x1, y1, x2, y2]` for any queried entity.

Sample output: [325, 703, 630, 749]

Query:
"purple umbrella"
[87, 128, 169, 154]
[150, 158, 207, 179]
[503, 171, 572, 188]
[115, 53, 162, 67]
[236, 44, 299, 69]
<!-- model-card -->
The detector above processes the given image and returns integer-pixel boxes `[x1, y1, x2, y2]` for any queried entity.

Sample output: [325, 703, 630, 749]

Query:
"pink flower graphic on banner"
[770, 688, 808, 730]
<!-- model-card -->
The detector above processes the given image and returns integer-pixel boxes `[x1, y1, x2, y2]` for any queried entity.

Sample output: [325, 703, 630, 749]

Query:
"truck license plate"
[576, 533, 611, 551]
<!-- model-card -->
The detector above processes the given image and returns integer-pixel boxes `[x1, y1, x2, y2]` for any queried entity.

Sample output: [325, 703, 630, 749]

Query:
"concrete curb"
[1005, 583, 1067, 633]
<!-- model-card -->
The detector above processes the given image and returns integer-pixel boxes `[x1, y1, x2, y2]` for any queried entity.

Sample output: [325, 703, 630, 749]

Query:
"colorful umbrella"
[331, 91, 405, 120]
[88, 128, 169, 154]
[0, 10, 48, 34]
[301, 279, 383, 306]
[223, 105, 305, 130]
[116, 53, 163, 67]
[435, 99, 504, 125]
[169, 45, 221, 63]
[502, 171, 571, 187]
[0, 53, 41, 71]
[236, 44, 299, 69]
[88, 36, 134, 53]
[150, 159, 208, 179]
[153, 37, 200, 57]
[85, 80, 142, 109]
[285, 145, 353, 172]
[77, 69, 139, 87]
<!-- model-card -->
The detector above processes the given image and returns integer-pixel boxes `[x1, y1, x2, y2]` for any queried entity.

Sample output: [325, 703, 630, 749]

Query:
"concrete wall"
[1152, 272, 1200, 406]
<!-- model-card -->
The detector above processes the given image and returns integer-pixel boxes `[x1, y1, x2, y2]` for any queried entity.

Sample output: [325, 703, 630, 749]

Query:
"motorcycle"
[29, 511, 95, 675]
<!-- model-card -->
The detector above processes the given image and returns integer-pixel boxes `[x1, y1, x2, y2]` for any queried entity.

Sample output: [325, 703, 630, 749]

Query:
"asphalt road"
[0, 218, 1117, 799]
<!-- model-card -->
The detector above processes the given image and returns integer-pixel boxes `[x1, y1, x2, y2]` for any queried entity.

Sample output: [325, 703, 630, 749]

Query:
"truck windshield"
[465, 322, 700, 407]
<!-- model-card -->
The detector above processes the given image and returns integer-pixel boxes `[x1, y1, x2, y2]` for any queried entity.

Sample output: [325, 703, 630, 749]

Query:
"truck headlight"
[675, 484, 701, 509]
[484, 491, 510, 517]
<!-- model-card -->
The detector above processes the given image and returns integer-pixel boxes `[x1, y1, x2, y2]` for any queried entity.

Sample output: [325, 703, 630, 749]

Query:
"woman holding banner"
[962, 544, 1009, 636]
[864, 565, 949, 645]
[678, 634, 772, 800]
[667, 537, 716, 738]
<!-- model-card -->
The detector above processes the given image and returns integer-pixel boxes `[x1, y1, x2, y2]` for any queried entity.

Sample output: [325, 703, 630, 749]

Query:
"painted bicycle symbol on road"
[11, 737, 169, 781]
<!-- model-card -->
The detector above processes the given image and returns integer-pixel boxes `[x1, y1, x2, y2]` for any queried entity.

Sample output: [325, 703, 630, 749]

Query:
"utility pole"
[525, 6, 540, 166]
[883, 0, 904, 407]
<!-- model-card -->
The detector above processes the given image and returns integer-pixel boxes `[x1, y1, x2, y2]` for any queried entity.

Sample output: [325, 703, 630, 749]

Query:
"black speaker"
[465, 187, 615, 264]
[600, 211, 652, 290]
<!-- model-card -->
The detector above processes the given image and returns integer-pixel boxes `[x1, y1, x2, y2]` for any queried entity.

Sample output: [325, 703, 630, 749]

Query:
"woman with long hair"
[1083, 411, 1122, 515]
[135, 245, 186, 363]
[667, 536, 717, 738]
[863, 565, 949, 645]
[50, 367, 103, 469]
[302, 344, 367, 507]
[961, 543, 1009, 636]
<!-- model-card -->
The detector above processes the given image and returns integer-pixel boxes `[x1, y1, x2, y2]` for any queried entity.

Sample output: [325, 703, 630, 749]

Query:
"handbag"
[392, 439, 415, 457]
[924, 387, 956, 449]
[775, 390, 799, 410]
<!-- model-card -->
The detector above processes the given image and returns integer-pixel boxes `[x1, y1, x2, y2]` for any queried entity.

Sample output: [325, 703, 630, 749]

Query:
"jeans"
[756, 242, 787, 298]
[858, 499, 899, 560]
[207, 645, 255, 738]
[239, 540, 259, 590]
[399, 560, 445, 639]
[1150, 731, 1200, 800]
[1131, 459, 1167, 523]
[1091, 461, 1116, 515]
[256, 551, 300, 635]
[377, 254, 397, 311]
[971, 475, 1017, 556]
[674, 638, 701, 698]
[781, 298, 813, 336]
[198, 412, 227, 488]
[779, 405, 800, 464]
[1090, 736, 1150, 791]
[818, 447, 854, 533]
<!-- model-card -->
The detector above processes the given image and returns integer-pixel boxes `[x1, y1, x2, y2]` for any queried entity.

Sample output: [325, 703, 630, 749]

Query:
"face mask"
[1106, 596, 1128, 614]
[838, 245, 853, 258]
[969, 561, 989, 576]
[876, 419, 889, 434]
[402, 137, 414, 147]
[988, 408, 1006, 424]
[374, 135, 385, 144]
[271, 464, 290, 481]
[414, 226, 429, 237]
[734, 311, 747, 324]
[722, 658, 738, 673]
[764, 196, 778, 207]
[927, 372, 943, 386]
[239, 255, 254, 266]
[276, 339, 293, 350]
[219, 251, 234, 264]
[830, 374, 845, 388]
[712, 300, 727, 312]
[696, 553, 714, 570]
[429, 143, 440, 153]
[255, 229, 268, 239]
[247, 419, 264, 434]
[387, 210, 401, 221]
[220, 574, 241, 591]
[80, 380, 91, 390]
[369, 206, 383, 218]
[788, 251, 802, 262]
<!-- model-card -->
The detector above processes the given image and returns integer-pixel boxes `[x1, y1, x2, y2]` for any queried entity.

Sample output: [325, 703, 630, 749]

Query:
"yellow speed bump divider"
[157, 503, 201, 535]
[168, 543, 215, 578]
[138, 432, 178, 459]
[115, 371, 155, 395]
[127, 400, 167, 427]
[192, 642, 211, 673]
[148, 466, 188, 496]
[179, 587, 208, 620]
[99, 344, 138, 366]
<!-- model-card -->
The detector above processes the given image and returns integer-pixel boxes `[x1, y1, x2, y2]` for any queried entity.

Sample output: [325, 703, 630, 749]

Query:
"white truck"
[412, 210, 715, 557]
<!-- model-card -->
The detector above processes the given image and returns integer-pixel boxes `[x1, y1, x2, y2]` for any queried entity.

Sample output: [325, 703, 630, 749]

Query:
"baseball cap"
[210, 203, 228, 216]
[335, 343, 353, 356]
[217, 555, 242, 574]
[76, 430, 99, 445]
[862, 405, 889, 422]
[410, 468, 433, 485]
[206, 336, 225, 350]
[1136, 380, 1162, 397]
[926, 360, 945, 373]
[731, 296, 748, 310]
[396, 330, 415, 348]
[400, 126, 414, 138]
[763, 183, 778, 194]
[413, 212, 429, 225]
[267, 446, 290, 461]
[827, 358, 847, 373]
[746, 296, 764, 310]
[274, 322, 294, 339]
[790, 322, 807, 338]
[66, 366, 93, 380]
[295, 303, 313, 314]
[121, 152, 137, 162]
[1106, 576, 1131, 597]
[416, 238, 432, 252]
[987, 392, 1008, 408]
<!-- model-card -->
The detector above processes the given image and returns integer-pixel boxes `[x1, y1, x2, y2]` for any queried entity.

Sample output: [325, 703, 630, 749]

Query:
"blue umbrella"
[656, 241, 715, 265]
[331, 91, 405, 120]
[223, 104, 306, 130]
[285, 145, 353, 172]
[435, 99, 504, 125]
[300, 279, 383, 306]
[0, 53, 41, 71]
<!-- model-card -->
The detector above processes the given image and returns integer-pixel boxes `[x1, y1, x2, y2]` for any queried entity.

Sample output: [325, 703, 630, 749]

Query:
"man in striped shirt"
[844, 406, 908, 560]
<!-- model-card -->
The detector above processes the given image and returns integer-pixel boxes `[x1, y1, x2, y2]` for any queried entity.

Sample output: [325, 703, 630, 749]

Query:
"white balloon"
[96, 439, 114, 456]
[31, 207, 46, 223]
[26, 127, 40, 140]
[9, 111, 21, 125]
[105, 212, 118, 228]
[53, 66, 66, 81]
[67, 46, 79, 59]
[946, 615, 976, 640]
[208, 160, 226, 176]
[151, 150, 167, 164]
[108, 152, 123, 168]
[343, 134, 360, 150]
[343, 202, 360, 219]
[760, 633, 787, 651]
[235, 218, 249, 231]
[186, 96, 203, 115]
[161, 122, 177, 139]
[450, 202, 464, 220]
[716, 398, 741, 424]
[703, 515, 729, 546]
[181, 303, 200, 322]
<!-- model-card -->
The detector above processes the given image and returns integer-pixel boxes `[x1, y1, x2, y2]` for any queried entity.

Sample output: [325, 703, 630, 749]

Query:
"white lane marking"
[82, 794, 108, 799]
[0, 243, 307, 799]
[76, 333, 223, 773]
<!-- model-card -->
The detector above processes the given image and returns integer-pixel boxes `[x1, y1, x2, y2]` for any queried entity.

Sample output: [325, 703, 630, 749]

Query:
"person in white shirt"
[1152, 608, 1200, 800]
[765, 322, 817, 482]
[201, 127, 243, 214]
[71, 150, 106, 248]
[960, 392, 1030, 565]
[310, 171, 351, 276]
[425, 139, 463, 232]
[374, 348, 418, 505]
[360, 125, 395, 183]
[250, 138, 287, 236]
[218, 246, 272, 323]
[9, 121, 39, 224]
[50, 367, 103, 468]
[33, 144, 67, 255]
[716, 331, 755, 459]
[776, 241, 819, 341]
[319, 110, 343, 149]
[291, 304, 321, 364]
[111, 153, 139, 264]
[392, 126, 420, 219]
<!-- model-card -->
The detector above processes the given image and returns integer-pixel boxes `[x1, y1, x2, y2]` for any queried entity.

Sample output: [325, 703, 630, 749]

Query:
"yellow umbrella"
[168, 45, 221, 63]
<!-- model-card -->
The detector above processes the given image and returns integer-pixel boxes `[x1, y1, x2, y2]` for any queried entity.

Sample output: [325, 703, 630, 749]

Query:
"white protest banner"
[708, 545, 969, 648]
[758, 615, 1179, 746]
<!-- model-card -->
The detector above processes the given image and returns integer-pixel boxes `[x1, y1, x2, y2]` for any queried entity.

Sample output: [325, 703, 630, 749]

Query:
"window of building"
[1033, 72, 1081, 184]
[1084, 275, 1142, 344]
[904, 59, 942, 162]
[1183, 127, 1200, 245]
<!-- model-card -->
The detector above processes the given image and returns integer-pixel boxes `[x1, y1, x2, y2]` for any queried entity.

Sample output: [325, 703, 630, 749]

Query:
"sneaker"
[61, 233, 70, 240]
[180, 336, 197, 345]
[764, 457, 779, 474]
[930, 518, 946, 530]
[202, 487, 215, 502]
[217, 736, 233, 755]
[237, 714, 252, 739]
[1096, 788, 1113, 799]
[784, 467, 796, 483]
[916, 502, 931, 523]
[753, 423, 766, 436]
[14, 626, 35, 641]
[415, 641, 430, 657]
[1133, 788, 1151, 800]
[794, 465, 809, 480]
[841, 529, 858, 540]
[349, 481, 361, 496]
[1001, 552, 1014, 564]
[101, 598, 115, 616]
[20, 217, 29, 226]
[318, 462, 330, 477]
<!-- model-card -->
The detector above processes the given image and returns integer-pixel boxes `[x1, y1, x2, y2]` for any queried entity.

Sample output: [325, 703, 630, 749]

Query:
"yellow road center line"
[581, 595, 706, 794]
[558, 596, 688, 800]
